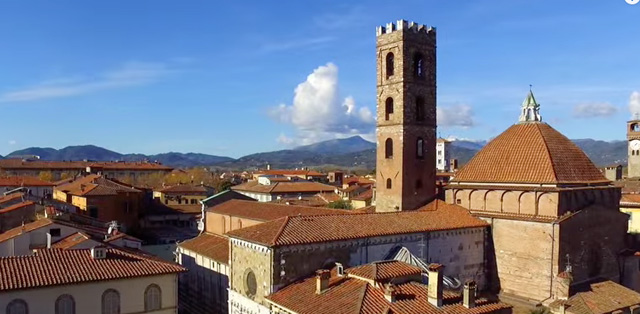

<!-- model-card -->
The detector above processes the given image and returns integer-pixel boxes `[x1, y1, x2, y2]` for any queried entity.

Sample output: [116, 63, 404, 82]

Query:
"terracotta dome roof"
[452, 122, 609, 184]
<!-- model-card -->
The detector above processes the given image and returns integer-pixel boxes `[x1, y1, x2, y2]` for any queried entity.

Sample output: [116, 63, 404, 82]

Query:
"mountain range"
[2, 136, 628, 170]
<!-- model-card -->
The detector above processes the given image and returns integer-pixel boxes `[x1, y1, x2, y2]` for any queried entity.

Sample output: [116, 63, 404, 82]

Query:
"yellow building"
[0, 246, 185, 314]
[621, 194, 640, 233]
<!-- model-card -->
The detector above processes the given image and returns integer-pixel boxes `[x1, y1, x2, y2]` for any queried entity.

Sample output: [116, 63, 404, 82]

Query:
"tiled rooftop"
[209, 199, 351, 222]
[0, 159, 172, 171]
[0, 201, 35, 214]
[226, 200, 488, 246]
[56, 174, 141, 196]
[0, 248, 186, 291]
[453, 123, 609, 184]
[549, 280, 640, 314]
[231, 180, 336, 194]
[346, 260, 422, 282]
[0, 176, 55, 187]
[179, 233, 229, 264]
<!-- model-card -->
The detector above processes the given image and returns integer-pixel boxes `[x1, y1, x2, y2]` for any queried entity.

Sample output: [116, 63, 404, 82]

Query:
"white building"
[0, 176, 55, 198]
[436, 138, 452, 172]
[0, 246, 185, 314]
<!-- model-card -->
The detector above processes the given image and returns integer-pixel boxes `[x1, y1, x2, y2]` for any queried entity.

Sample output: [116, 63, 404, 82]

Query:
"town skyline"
[1, 0, 639, 158]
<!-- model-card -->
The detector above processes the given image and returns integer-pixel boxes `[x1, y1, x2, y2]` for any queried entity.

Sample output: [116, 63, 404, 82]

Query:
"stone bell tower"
[375, 20, 437, 212]
[628, 119, 640, 178]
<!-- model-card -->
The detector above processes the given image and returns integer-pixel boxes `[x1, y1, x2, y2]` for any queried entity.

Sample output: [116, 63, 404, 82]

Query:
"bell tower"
[628, 119, 640, 178]
[375, 20, 437, 212]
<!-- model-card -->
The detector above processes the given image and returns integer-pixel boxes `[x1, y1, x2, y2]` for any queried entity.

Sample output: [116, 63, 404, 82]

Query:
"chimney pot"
[316, 269, 331, 294]
[463, 280, 477, 309]
[384, 283, 397, 303]
[427, 263, 444, 307]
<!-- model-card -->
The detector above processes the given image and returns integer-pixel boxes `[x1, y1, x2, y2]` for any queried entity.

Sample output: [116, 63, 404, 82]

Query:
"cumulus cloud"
[630, 91, 640, 119]
[437, 104, 475, 128]
[269, 63, 374, 145]
[573, 102, 618, 118]
[0, 61, 174, 103]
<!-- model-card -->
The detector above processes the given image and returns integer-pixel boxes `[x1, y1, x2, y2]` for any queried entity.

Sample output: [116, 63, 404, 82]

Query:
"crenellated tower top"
[376, 19, 436, 37]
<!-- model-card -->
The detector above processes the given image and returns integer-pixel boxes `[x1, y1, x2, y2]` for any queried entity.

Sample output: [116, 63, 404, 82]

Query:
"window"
[6, 299, 28, 314]
[438, 151, 442, 156]
[244, 269, 257, 298]
[49, 228, 61, 237]
[416, 97, 425, 121]
[385, 97, 394, 121]
[386, 52, 394, 77]
[386, 179, 392, 189]
[102, 289, 120, 314]
[416, 180, 423, 190]
[385, 138, 393, 159]
[417, 138, 424, 159]
[89, 207, 98, 218]
[191, 199, 197, 205]
[144, 284, 162, 311]
[414, 53, 424, 78]
[55, 295, 75, 314]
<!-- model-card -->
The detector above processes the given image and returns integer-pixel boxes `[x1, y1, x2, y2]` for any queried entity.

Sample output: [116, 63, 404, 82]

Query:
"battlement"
[376, 19, 435, 36]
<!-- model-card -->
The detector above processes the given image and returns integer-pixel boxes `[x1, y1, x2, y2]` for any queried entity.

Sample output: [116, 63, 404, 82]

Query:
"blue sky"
[0, 1, 639, 158]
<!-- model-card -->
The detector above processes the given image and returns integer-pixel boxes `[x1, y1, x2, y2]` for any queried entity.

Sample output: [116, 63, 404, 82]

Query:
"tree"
[38, 171, 53, 182]
[216, 180, 233, 192]
[327, 199, 353, 210]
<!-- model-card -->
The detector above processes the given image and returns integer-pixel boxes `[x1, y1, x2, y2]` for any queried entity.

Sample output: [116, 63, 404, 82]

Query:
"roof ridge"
[356, 282, 370, 314]
[272, 216, 292, 245]
[534, 123, 559, 182]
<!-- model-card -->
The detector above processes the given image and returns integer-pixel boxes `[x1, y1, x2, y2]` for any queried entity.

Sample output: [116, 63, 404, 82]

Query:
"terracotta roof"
[270, 196, 331, 207]
[0, 248, 186, 292]
[550, 280, 640, 314]
[50, 232, 93, 249]
[346, 261, 422, 282]
[0, 201, 35, 214]
[352, 188, 374, 201]
[622, 194, 640, 204]
[0, 193, 26, 205]
[0, 218, 54, 243]
[104, 232, 142, 243]
[255, 169, 325, 177]
[232, 180, 336, 194]
[344, 177, 375, 186]
[56, 174, 141, 196]
[317, 192, 342, 203]
[158, 184, 213, 194]
[452, 123, 609, 184]
[209, 199, 351, 222]
[267, 264, 511, 314]
[0, 159, 172, 171]
[0, 176, 55, 187]
[226, 200, 488, 247]
[179, 233, 229, 264]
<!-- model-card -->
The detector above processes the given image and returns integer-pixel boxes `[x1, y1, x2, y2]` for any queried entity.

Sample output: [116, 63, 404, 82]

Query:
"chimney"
[384, 283, 397, 303]
[267, 163, 271, 170]
[463, 280, 477, 309]
[555, 271, 573, 300]
[91, 245, 108, 259]
[46, 233, 52, 249]
[316, 269, 331, 294]
[427, 263, 444, 307]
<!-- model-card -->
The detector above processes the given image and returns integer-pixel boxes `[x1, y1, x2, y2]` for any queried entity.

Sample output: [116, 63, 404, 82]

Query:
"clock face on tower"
[631, 140, 640, 150]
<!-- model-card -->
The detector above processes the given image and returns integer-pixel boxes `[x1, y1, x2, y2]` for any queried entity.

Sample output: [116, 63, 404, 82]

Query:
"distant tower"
[375, 20, 437, 212]
[628, 118, 640, 178]
[436, 138, 451, 172]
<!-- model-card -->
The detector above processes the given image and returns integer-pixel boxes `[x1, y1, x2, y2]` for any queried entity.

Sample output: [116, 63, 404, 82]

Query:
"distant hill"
[3, 137, 628, 170]
[294, 136, 376, 155]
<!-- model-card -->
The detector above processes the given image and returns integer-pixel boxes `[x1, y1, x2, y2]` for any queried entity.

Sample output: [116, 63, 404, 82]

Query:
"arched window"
[386, 179, 392, 189]
[102, 289, 120, 314]
[416, 97, 425, 121]
[386, 53, 394, 78]
[414, 53, 424, 78]
[417, 138, 424, 159]
[385, 97, 394, 121]
[144, 284, 162, 311]
[385, 138, 393, 159]
[55, 295, 75, 314]
[6, 299, 28, 314]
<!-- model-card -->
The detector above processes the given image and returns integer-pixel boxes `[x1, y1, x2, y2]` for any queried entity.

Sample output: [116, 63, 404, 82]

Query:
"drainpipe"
[540, 220, 559, 305]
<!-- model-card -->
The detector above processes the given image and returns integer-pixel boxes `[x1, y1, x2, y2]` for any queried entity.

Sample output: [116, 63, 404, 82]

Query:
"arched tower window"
[385, 98, 394, 121]
[102, 289, 120, 314]
[386, 53, 394, 78]
[6, 299, 28, 314]
[416, 97, 425, 121]
[414, 53, 424, 78]
[144, 284, 162, 311]
[417, 138, 424, 159]
[416, 180, 423, 190]
[386, 179, 392, 189]
[55, 295, 75, 314]
[385, 138, 393, 159]
[631, 123, 640, 132]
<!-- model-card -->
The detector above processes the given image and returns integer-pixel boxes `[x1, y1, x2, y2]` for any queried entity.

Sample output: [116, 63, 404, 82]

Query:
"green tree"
[327, 199, 353, 210]
[38, 171, 53, 182]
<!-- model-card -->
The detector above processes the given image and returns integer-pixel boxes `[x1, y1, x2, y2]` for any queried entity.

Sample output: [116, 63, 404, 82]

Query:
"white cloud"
[269, 63, 374, 145]
[437, 104, 475, 128]
[0, 61, 173, 103]
[8, 140, 16, 145]
[630, 91, 640, 118]
[573, 102, 618, 118]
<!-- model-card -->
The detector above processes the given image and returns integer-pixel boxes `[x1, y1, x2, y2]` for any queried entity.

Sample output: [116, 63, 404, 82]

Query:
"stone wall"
[229, 239, 273, 306]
